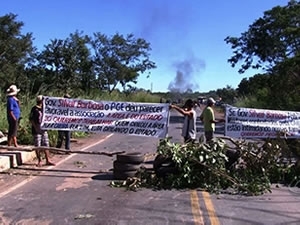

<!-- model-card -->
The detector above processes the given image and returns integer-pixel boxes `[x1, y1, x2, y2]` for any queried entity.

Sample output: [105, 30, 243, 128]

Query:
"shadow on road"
[92, 173, 114, 180]
[0, 166, 110, 179]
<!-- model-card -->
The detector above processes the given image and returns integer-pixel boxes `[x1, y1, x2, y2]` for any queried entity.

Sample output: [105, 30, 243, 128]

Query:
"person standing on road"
[56, 94, 71, 151]
[29, 95, 55, 167]
[170, 99, 197, 143]
[200, 97, 225, 143]
[6, 84, 21, 147]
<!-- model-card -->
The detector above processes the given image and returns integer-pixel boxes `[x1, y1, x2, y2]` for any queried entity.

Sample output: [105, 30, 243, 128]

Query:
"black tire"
[153, 154, 175, 171]
[113, 170, 137, 180]
[113, 160, 141, 171]
[116, 152, 145, 164]
[155, 166, 178, 178]
[225, 149, 240, 170]
[153, 154, 178, 178]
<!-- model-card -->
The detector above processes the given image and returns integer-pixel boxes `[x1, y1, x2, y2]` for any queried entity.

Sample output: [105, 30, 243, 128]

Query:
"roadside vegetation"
[111, 136, 300, 195]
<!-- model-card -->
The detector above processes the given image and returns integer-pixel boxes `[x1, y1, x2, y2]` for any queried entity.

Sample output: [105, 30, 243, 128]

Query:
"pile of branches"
[110, 136, 300, 195]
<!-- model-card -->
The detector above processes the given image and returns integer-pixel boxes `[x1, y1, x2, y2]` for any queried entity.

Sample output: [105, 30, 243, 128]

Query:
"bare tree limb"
[0, 145, 125, 157]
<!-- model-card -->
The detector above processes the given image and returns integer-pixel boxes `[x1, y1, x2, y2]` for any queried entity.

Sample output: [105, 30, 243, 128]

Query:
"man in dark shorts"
[29, 95, 55, 167]
[56, 94, 71, 151]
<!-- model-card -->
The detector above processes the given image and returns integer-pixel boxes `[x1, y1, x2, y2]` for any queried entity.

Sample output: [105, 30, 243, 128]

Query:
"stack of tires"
[113, 152, 145, 180]
[153, 154, 178, 178]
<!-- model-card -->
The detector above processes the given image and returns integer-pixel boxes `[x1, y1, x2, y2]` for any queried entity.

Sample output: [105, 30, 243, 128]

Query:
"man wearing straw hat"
[200, 97, 225, 143]
[6, 84, 21, 147]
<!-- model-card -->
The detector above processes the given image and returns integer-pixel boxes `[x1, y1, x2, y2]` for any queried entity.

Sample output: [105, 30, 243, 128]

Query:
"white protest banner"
[225, 106, 300, 138]
[41, 96, 170, 138]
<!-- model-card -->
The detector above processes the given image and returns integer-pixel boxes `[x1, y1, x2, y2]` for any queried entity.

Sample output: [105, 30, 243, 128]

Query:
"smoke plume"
[168, 56, 205, 93]
[130, 1, 205, 92]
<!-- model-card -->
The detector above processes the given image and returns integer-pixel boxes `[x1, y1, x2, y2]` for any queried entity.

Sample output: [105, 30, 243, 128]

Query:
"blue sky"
[1, 0, 289, 93]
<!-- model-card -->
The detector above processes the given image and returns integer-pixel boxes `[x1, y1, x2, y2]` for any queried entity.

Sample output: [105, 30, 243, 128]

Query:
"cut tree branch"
[0, 145, 125, 157]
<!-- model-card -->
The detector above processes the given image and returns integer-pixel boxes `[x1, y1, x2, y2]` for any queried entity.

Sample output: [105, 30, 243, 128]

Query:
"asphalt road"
[0, 110, 300, 225]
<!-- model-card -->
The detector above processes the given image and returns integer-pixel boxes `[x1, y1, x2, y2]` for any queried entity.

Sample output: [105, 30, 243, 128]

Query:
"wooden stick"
[0, 145, 32, 151]
[0, 145, 125, 157]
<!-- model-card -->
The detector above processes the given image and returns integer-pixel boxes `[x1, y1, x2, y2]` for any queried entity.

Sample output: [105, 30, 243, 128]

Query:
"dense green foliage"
[225, 0, 299, 74]
[0, 14, 36, 93]
[111, 137, 300, 195]
[0, 13, 156, 100]
[0, 13, 159, 144]
[225, 0, 300, 110]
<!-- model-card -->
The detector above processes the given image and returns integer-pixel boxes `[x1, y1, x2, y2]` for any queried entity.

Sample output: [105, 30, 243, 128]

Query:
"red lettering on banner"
[249, 109, 265, 118]
[83, 118, 113, 125]
[59, 99, 75, 107]
[266, 111, 287, 119]
[76, 100, 104, 110]
[106, 113, 130, 119]
[53, 116, 82, 123]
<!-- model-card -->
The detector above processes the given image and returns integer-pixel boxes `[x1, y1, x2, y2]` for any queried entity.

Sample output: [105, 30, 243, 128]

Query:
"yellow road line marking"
[202, 191, 220, 225]
[190, 190, 204, 225]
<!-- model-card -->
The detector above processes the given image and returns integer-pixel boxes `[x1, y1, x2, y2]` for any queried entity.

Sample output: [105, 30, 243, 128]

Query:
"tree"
[90, 33, 156, 93]
[0, 13, 36, 93]
[225, 0, 300, 74]
[38, 31, 92, 94]
[225, 0, 300, 110]
[268, 56, 300, 110]
[237, 73, 271, 96]
[216, 85, 237, 105]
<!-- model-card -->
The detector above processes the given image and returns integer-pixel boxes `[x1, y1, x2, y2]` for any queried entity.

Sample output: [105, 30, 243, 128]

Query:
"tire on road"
[153, 154, 178, 178]
[153, 154, 175, 171]
[116, 152, 145, 164]
[113, 170, 138, 180]
[155, 166, 178, 178]
[113, 153, 144, 180]
[113, 160, 141, 171]
[225, 149, 241, 170]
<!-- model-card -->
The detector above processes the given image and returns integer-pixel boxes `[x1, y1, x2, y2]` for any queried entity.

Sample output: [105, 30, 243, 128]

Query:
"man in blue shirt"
[6, 85, 21, 147]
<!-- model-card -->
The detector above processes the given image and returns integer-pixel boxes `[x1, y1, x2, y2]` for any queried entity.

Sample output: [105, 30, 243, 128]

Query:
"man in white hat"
[6, 84, 21, 147]
[200, 97, 225, 143]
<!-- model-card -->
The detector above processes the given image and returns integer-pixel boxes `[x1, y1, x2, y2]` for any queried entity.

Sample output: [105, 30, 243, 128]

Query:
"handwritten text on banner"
[225, 106, 300, 138]
[41, 97, 170, 138]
